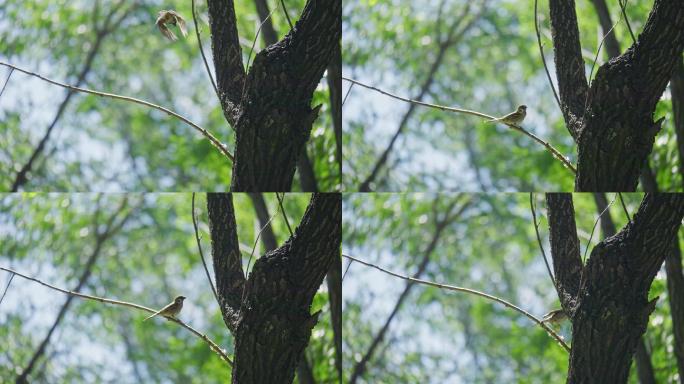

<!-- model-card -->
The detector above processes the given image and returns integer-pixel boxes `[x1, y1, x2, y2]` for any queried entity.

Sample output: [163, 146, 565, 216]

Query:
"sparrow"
[144, 295, 186, 321]
[488, 105, 527, 126]
[156, 10, 188, 41]
[541, 308, 568, 326]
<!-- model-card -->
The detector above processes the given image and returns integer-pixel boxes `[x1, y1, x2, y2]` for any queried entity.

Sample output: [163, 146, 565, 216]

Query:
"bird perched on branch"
[144, 295, 186, 321]
[541, 308, 568, 326]
[156, 10, 188, 41]
[488, 105, 527, 126]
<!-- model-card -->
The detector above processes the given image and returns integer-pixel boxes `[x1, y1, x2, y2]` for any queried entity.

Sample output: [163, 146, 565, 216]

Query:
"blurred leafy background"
[0, 193, 337, 383]
[0, 0, 340, 191]
[342, 0, 679, 191]
[342, 193, 680, 383]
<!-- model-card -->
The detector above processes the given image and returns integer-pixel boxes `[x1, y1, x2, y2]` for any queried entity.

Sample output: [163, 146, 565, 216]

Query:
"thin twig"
[619, 0, 636, 44]
[342, 82, 354, 107]
[583, 194, 617, 263]
[530, 193, 555, 287]
[618, 193, 632, 222]
[0, 67, 13, 100]
[192, 193, 219, 305]
[280, 0, 294, 30]
[191, 0, 219, 99]
[0, 272, 15, 306]
[245, 206, 279, 276]
[342, 258, 353, 283]
[343, 76, 577, 173]
[534, 0, 561, 110]
[0, 61, 233, 162]
[341, 254, 570, 352]
[276, 193, 293, 237]
[0, 266, 233, 366]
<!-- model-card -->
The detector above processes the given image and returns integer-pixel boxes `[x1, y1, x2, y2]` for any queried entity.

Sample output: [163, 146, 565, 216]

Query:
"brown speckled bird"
[144, 295, 186, 321]
[541, 308, 568, 326]
[488, 105, 527, 126]
[156, 10, 188, 41]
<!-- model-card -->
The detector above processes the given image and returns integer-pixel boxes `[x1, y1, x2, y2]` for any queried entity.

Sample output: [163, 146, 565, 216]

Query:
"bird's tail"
[143, 311, 160, 321]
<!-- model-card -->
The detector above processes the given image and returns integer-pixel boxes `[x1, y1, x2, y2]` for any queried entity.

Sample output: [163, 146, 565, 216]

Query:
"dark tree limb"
[207, 193, 245, 332]
[548, 0, 588, 140]
[549, 0, 684, 190]
[567, 194, 684, 383]
[250, 0, 321, 191]
[672, 57, 684, 189]
[207, 0, 245, 125]
[227, 193, 340, 384]
[588, 0, 621, 60]
[209, 0, 340, 191]
[593, 193, 656, 384]
[248, 193, 278, 251]
[545, 193, 582, 313]
[327, 255, 343, 381]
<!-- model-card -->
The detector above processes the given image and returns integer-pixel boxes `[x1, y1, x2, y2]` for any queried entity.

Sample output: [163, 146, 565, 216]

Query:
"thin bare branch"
[530, 193, 555, 288]
[0, 61, 234, 162]
[342, 254, 570, 352]
[0, 266, 233, 366]
[534, 0, 561, 110]
[344, 76, 577, 174]
[192, 0, 219, 100]
[192, 193, 219, 305]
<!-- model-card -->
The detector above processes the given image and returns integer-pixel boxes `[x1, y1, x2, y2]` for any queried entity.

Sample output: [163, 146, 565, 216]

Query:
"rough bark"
[547, 194, 684, 383]
[207, 193, 246, 332]
[545, 193, 582, 313]
[208, 193, 341, 384]
[208, 1, 340, 191]
[593, 193, 656, 384]
[549, 0, 684, 191]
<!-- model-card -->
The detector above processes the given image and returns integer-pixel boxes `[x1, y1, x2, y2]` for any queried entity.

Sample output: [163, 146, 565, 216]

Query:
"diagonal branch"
[343, 254, 570, 353]
[0, 266, 232, 367]
[0, 61, 234, 163]
[358, 4, 480, 191]
[348, 198, 473, 383]
[16, 198, 132, 383]
[207, 193, 245, 332]
[545, 193, 582, 314]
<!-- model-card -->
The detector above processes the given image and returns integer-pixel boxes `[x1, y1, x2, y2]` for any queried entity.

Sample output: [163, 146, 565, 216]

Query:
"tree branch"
[231, 193, 341, 383]
[0, 266, 233, 367]
[548, 0, 589, 140]
[0, 61, 234, 163]
[207, 193, 245, 332]
[207, 0, 245, 125]
[545, 193, 582, 314]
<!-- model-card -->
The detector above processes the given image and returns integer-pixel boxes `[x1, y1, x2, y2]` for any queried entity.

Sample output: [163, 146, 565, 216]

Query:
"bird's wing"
[158, 24, 178, 41]
[176, 16, 188, 37]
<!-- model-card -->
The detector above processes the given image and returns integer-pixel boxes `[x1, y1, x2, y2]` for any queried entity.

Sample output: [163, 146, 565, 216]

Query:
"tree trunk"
[548, 0, 684, 191]
[208, 193, 341, 383]
[207, 0, 341, 191]
[546, 194, 684, 383]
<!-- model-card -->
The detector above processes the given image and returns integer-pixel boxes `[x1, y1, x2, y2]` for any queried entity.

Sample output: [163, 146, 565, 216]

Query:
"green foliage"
[0, 0, 338, 191]
[0, 192, 334, 383]
[342, 193, 675, 383]
[343, 0, 679, 191]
